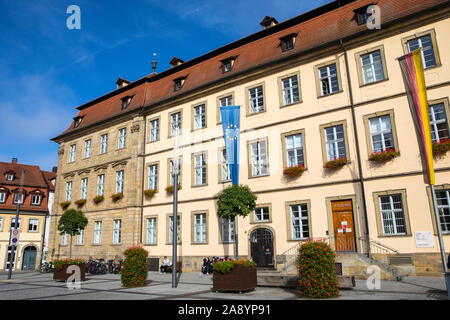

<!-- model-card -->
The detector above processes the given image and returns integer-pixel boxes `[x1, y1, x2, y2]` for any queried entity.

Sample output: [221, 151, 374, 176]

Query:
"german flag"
[398, 48, 434, 185]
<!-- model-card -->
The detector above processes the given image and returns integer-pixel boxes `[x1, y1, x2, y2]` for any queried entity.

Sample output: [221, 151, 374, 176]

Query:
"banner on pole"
[220, 105, 240, 186]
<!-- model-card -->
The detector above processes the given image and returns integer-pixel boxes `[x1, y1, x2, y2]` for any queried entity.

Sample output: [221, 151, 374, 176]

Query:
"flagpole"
[430, 185, 448, 273]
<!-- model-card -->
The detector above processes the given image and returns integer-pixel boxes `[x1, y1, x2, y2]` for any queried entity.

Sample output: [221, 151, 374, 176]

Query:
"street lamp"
[171, 121, 180, 288]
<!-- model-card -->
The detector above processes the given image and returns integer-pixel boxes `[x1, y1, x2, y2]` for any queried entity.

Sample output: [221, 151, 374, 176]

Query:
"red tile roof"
[0, 162, 49, 188]
[52, 0, 448, 141]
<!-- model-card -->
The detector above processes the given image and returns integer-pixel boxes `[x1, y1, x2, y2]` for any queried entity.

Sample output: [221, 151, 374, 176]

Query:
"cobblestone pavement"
[0, 271, 448, 300]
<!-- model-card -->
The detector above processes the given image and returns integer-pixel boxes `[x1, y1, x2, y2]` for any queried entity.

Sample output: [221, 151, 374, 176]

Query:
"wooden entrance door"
[250, 228, 274, 268]
[331, 200, 356, 252]
[22, 246, 37, 270]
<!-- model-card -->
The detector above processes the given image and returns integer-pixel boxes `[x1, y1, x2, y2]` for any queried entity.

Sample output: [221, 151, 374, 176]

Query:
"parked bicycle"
[39, 261, 53, 273]
[107, 259, 123, 274]
[88, 258, 107, 274]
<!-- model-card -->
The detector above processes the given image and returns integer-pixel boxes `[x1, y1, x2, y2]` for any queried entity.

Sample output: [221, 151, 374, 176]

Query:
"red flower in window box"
[93, 195, 104, 204]
[432, 139, 450, 156]
[74, 199, 86, 207]
[368, 148, 400, 162]
[111, 193, 124, 202]
[60, 201, 71, 210]
[283, 164, 306, 177]
[143, 189, 157, 198]
[165, 185, 181, 193]
[325, 157, 348, 169]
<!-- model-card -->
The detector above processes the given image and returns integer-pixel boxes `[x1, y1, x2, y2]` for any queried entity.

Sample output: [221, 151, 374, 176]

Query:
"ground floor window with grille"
[221, 217, 235, 243]
[379, 194, 407, 235]
[113, 220, 121, 244]
[435, 189, 450, 233]
[193, 213, 207, 243]
[289, 203, 309, 240]
[146, 218, 157, 244]
[94, 221, 102, 245]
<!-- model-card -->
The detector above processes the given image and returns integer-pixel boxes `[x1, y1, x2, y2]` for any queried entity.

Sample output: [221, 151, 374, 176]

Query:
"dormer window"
[221, 56, 237, 74]
[121, 96, 132, 110]
[280, 34, 296, 52]
[6, 174, 13, 181]
[353, 4, 375, 26]
[73, 116, 83, 128]
[173, 77, 186, 92]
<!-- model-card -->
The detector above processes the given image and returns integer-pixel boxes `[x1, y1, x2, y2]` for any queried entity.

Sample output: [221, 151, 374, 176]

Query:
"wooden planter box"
[53, 263, 86, 282]
[213, 265, 257, 292]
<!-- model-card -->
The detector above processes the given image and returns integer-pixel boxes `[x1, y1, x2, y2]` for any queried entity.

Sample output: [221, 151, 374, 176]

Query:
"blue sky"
[0, 0, 330, 171]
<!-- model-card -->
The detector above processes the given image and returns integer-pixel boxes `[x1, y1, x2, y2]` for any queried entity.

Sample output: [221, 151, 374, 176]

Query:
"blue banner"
[220, 105, 240, 186]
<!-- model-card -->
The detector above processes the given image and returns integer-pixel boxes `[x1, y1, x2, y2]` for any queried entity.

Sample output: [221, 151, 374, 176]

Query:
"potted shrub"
[111, 192, 124, 202]
[74, 199, 86, 207]
[144, 189, 157, 199]
[57, 209, 88, 259]
[297, 240, 340, 299]
[212, 259, 257, 292]
[165, 184, 181, 193]
[283, 164, 306, 178]
[121, 246, 149, 288]
[325, 157, 348, 169]
[432, 139, 450, 157]
[93, 195, 105, 204]
[60, 201, 71, 210]
[53, 258, 86, 281]
[368, 148, 400, 162]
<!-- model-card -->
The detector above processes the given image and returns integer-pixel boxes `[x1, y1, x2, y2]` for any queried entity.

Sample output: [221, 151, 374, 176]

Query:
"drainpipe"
[339, 38, 371, 257]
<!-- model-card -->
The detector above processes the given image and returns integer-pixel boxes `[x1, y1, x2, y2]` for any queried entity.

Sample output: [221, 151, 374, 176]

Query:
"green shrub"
[297, 240, 339, 298]
[121, 246, 149, 287]
[212, 259, 255, 274]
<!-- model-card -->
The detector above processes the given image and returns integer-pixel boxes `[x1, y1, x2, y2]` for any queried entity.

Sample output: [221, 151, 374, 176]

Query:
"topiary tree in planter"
[217, 185, 257, 258]
[57, 209, 88, 259]
[121, 246, 149, 288]
[297, 240, 340, 299]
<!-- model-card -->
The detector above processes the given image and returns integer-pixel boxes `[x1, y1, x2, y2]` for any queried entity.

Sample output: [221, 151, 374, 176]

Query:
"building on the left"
[0, 158, 56, 271]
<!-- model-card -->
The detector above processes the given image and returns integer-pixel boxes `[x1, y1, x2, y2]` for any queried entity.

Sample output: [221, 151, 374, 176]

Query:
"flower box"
[93, 195, 105, 204]
[368, 149, 400, 162]
[283, 164, 306, 178]
[111, 193, 124, 202]
[432, 139, 450, 156]
[53, 260, 86, 282]
[74, 199, 86, 207]
[60, 201, 71, 210]
[144, 189, 157, 198]
[165, 184, 181, 193]
[212, 263, 257, 293]
[325, 157, 348, 169]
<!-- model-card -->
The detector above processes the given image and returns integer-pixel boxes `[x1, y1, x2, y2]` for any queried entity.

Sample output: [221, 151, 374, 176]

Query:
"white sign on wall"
[414, 231, 434, 248]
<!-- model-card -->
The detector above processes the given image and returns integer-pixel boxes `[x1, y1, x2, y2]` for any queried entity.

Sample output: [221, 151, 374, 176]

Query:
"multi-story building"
[0, 159, 56, 271]
[49, 0, 450, 276]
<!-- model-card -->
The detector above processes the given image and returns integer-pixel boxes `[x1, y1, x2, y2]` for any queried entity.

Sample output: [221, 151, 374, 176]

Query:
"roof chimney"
[52, 166, 58, 173]
[11, 157, 18, 164]
[169, 56, 184, 67]
[260, 16, 278, 29]
[115, 77, 130, 89]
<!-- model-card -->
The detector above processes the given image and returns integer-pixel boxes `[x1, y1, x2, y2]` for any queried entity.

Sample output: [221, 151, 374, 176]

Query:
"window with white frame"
[285, 134, 304, 167]
[69, 144, 76, 162]
[100, 134, 108, 154]
[10, 218, 22, 230]
[193, 104, 206, 130]
[93, 221, 102, 245]
[194, 153, 207, 186]
[289, 203, 309, 240]
[84, 139, 91, 159]
[379, 194, 407, 236]
[429, 103, 449, 143]
[169, 215, 181, 244]
[406, 34, 437, 69]
[170, 112, 181, 136]
[116, 170, 124, 193]
[324, 125, 347, 161]
[61, 232, 68, 245]
[281, 75, 300, 105]
[435, 189, 450, 233]
[218, 95, 233, 123]
[118, 128, 126, 149]
[220, 149, 231, 182]
[146, 217, 157, 244]
[318, 64, 339, 96]
[254, 207, 270, 222]
[65, 181, 72, 201]
[31, 194, 42, 205]
[0, 218, 3, 231]
[360, 50, 385, 84]
[113, 219, 121, 244]
[13, 193, 23, 204]
[369, 115, 394, 152]
[248, 85, 264, 114]
[221, 217, 234, 243]
[193, 213, 207, 243]
[0, 192, 6, 203]
[28, 219, 38, 232]
[148, 164, 158, 190]
[250, 140, 268, 177]
[97, 174, 105, 196]
[149, 118, 159, 142]
[169, 159, 181, 186]
[77, 229, 84, 245]
[80, 178, 88, 200]
[6, 174, 13, 181]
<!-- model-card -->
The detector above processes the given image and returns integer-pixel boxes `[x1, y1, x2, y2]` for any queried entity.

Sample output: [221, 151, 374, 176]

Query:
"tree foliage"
[57, 209, 88, 236]
[216, 185, 257, 219]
